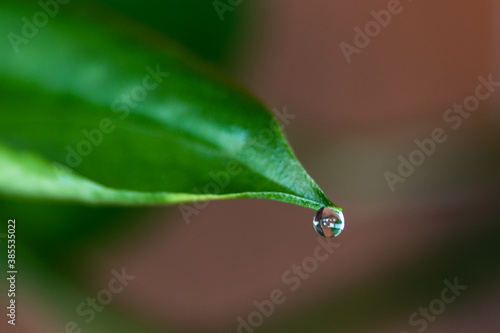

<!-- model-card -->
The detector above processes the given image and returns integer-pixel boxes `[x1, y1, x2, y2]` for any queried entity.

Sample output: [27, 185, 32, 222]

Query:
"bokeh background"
[1, 0, 500, 332]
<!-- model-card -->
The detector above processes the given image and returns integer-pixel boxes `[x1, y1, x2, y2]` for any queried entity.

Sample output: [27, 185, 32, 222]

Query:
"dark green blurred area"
[98, 0, 245, 65]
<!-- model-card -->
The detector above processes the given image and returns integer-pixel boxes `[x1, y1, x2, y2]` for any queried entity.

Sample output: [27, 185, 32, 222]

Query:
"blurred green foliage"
[98, 0, 245, 65]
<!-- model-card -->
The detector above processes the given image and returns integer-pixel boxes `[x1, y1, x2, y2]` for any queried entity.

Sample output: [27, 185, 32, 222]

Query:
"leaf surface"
[0, 1, 337, 211]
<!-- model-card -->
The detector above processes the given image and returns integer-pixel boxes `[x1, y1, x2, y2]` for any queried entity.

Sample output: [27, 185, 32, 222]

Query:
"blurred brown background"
[6, 0, 500, 333]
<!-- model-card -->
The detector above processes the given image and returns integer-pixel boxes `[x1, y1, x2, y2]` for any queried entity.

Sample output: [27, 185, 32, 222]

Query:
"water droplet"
[313, 207, 345, 237]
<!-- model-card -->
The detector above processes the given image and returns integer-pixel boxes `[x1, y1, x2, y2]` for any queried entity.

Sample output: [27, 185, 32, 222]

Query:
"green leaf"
[0, 1, 337, 211]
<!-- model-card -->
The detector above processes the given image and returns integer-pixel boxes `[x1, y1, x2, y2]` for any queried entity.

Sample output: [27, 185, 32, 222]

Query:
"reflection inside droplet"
[313, 207, 345, 237]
